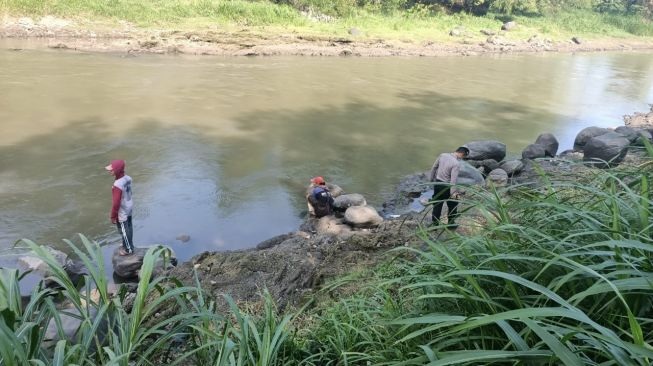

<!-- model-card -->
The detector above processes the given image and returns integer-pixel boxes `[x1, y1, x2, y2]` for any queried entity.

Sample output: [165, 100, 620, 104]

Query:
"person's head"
[454, 147, 470, 159]
[311, 176, 326, 186]
[105, 160, 126, 178]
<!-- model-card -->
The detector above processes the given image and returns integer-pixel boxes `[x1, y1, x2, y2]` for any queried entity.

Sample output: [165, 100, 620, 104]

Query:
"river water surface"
[1, 46, 653, 267]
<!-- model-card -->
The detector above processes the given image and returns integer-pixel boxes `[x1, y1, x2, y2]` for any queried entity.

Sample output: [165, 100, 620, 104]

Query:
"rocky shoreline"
[2, 15, 653, 57]
[160, 108, 653, 311]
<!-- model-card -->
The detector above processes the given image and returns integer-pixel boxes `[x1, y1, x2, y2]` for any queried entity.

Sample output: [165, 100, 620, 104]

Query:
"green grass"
[1, 0, 652, 41]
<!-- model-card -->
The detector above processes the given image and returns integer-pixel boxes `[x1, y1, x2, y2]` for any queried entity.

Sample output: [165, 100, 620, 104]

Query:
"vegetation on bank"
[2, 143, 653, 365]
[1, 0, 653, 40]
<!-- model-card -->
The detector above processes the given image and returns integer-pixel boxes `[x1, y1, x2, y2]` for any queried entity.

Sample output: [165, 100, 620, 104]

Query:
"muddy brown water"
[1, 45, 653, 277]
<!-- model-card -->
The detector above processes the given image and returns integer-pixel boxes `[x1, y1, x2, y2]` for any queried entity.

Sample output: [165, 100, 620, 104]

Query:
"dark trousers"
[116, 216, 134, 254]
[432, 182, 459, 226]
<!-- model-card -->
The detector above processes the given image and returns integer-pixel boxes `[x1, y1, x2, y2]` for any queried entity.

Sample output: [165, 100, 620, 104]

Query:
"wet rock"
[344, 206, 383, 228]
[333, 193, 367, 211]
[501, 21, 517, 31]
[176, 234, 191, 243]
[535, 133, 559, 157]
[256, 233, 293, 250]
[487, 169, 509, 186]
[574, 127, 609, 151]
[522, 143, 547, 160]
[340, 49, 352, 56]
[583, 132, 630, 168]
[571, 37, 582, 45]
[500, 159, 524, 176]
[464, 140, 507, 162]
[458, 161, 486, 186]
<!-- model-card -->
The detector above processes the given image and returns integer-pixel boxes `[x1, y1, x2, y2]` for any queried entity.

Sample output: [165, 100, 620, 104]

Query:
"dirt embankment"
[2, 15, 653, 56]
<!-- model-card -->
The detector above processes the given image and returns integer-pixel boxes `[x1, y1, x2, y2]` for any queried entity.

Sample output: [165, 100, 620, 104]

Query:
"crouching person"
[306, 176, 334, 218]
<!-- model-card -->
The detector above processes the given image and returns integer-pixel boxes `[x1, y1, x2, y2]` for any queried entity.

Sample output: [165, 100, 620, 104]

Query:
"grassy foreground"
[2, 142, 653, 364]
[1, 0, 653, 42]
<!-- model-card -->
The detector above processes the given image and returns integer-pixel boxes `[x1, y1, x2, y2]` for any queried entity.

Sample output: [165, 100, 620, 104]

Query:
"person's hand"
[111, 218, 117, 224]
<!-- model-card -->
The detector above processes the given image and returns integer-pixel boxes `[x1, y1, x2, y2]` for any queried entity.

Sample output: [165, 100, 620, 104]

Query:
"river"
[1, 46, 653, 267]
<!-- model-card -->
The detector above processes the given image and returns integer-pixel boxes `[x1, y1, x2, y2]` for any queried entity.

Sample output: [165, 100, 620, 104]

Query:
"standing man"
[429, 147, 470, 229]
[105, 159, 134, 255]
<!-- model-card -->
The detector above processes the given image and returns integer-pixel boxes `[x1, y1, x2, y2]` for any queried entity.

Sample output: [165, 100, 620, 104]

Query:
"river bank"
[2, 14, 653, 56]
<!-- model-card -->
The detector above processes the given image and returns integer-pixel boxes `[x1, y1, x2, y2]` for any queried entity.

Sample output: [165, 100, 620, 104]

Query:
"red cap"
[311, 176, 325, 185]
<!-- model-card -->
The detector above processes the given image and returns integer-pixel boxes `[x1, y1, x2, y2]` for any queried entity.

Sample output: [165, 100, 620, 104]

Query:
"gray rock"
[112, 246, 177, 279]
[583, 132, 630, 168]
[327, 183, 344, 197]
[480, 29, 496, 36]
[463, 140, 507, 161]
[343, 206, 383, 228]
[44, 306, 99, 346]
[466, 159, 500, 172]
[500, 160, 525, 176]
[535, 133, 559, 157]
[559, 149, 584, 161]
[18, 247, 72, 275]
[333, 193, 367, 211]
[256, 233, 293, 250]
[501, 21, 517, 31]
[458, 161, 485, 186]
[348, 28, 362, 36]
[574, 127, 609, 151]
[315, 216, 353, 237]
[176, 234, 191, 243]
[614, 126, 651, 145]
[449, 27, 465, 37]
[522, 143, 547, 160]
[487, 169, 509, 186]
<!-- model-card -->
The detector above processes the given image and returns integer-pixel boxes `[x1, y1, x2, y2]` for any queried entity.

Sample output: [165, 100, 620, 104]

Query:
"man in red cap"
[105, 160, 134, 255]
[306, 176, 334, 218]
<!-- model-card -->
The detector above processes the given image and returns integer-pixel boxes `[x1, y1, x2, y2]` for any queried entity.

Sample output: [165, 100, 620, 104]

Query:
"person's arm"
[111, 186, 122, 224]
[429, 157, 440, 182]
[450, 163, 461, 196]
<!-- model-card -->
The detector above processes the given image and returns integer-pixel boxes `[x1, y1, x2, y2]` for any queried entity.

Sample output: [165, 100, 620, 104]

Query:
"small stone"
[176, 234, 191, 243]
[480, 29, 495, 36]
[348, 27, 362, 36]
[571, 37, 582, 45]
[340, 49, 352, 56]
[501, 21, 517, 31]
[210, 280, 217, 285]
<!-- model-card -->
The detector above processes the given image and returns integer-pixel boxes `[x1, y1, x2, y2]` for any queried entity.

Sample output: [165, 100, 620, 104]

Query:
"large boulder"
[18, 247, 71, 275]
[614, 126, 652, 146]
[327, 183, 344, 197]
[466, 159, 500, 172]
[343, 206, 383, 228]
[574, 127, 609, 151]
[500, 160, 524, 176]
[333, 193, 367, 211]
[112, 246, 177, 279]
[457, 161, 485, 186]
[463, 140, 506, 162]
[535, 133, 559, 157]
[522, 144, 546, 160]
[583, 132, 630, 168]
[315, 216, 353, 237]
[487, 169, 509, 186]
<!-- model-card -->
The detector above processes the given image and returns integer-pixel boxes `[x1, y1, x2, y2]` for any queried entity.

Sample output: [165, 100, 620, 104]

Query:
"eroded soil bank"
[2, 15, 653, 56]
